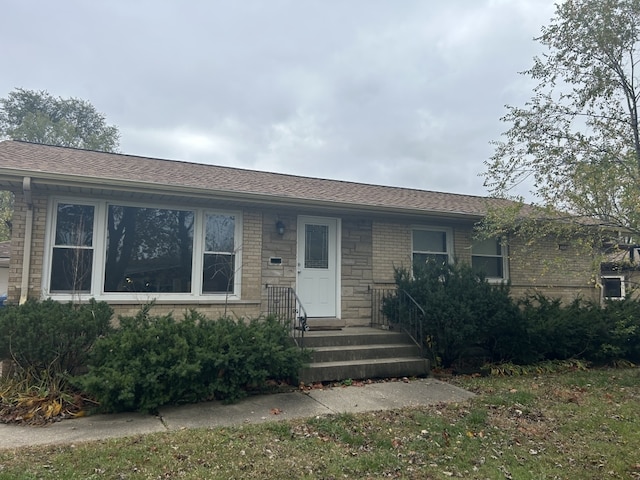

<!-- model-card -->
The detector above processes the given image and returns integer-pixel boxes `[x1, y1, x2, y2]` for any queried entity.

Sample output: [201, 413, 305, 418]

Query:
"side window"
[412, 229, 450, 269]
[602, 276, 625, 300]
[202, 213, 237, 293]
[472, 237, 507, 280]
[50, 203, 95, 292]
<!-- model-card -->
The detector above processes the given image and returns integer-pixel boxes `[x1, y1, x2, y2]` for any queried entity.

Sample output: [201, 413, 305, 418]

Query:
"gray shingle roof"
[0, 140, 513, 217]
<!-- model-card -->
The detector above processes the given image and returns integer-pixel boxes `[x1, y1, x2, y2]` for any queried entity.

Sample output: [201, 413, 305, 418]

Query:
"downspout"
[19, 177, 33, 305]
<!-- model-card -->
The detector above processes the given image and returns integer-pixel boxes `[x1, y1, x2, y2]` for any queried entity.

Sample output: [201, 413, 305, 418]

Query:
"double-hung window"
[202, 213, 237, 294]
[412, 228, 452, 270]
[471, 237, 507, 281]
[50, 203, 95, 293]
[46, 199, 241, 300]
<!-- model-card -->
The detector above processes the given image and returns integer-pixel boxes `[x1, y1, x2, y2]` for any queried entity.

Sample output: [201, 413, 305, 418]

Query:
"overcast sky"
[1, 0, 556, 197]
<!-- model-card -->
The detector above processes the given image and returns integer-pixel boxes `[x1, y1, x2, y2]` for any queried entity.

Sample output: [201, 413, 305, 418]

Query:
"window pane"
[305, 224, 329, 269]
[472, 257, 503, 278]
[413, 230, 446, 253]
[472, 238, 501, 256]
[413, 253, 449, 269]
[205, 214, 235, 252]
[603, 278, 623, 298]
[50, 247, 93, 292]
[104, 205, 194, 293]
[55, 204, 94, 247]
[203, 253, 235, 293]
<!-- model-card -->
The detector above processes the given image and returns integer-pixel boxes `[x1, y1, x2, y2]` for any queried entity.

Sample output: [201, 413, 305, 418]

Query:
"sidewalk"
[0, 378, 474, 450]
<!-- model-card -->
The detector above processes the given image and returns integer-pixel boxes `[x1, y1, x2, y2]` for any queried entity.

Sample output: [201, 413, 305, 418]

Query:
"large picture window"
[412, 228, 452, 270]
[471, 237, 507, 281]
[104, 205, 194, 293]
[46, 199, 241, 300]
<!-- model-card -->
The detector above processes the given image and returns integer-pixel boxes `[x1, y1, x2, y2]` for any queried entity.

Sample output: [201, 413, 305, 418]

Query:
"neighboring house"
[0, 140, 602, 324]
[0, 241, 9, 296]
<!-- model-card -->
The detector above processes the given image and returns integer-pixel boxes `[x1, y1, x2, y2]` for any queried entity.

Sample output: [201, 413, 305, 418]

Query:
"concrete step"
[310, 343, 422, 363]
[305, 317, 346, 330]
[300, 357, 430, 384]
[297, 326, 430, 383]
[302, 329, 413, 348]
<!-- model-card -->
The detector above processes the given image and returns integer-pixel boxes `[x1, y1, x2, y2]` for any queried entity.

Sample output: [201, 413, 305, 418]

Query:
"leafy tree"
[484, 0, 640, 243]
[0, 88, 120, 241]
[0, 191, 12, 242]
[0, 88, 119, 152]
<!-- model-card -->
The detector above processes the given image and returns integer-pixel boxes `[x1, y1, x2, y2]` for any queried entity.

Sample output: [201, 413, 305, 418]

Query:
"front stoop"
[299, 327, 430, 384]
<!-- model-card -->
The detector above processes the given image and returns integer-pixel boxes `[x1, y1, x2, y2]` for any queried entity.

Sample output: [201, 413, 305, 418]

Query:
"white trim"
[471, 237, 509, 283]
[411, 226, 454, 265]
[43, 196, 243, 302]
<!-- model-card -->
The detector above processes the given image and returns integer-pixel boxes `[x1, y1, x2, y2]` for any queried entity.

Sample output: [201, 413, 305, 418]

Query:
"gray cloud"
[1, 0, 555, 196]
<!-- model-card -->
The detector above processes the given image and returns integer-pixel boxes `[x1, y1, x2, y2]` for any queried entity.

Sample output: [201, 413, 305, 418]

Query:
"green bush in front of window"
[388, 260, 523, 369]
[73, 306, 309, 413]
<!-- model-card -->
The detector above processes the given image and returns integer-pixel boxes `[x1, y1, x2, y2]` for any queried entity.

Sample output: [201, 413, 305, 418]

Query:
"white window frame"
[43, 197, 243, 302]
[471, 237, 509, 283]
[601, 275, 625, 301]
[411, 226, 454, 269]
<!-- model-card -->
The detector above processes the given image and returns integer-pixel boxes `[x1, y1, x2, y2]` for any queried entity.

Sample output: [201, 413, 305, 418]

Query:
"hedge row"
[387, 261, 640, 369]
[0, 302, 308, 413]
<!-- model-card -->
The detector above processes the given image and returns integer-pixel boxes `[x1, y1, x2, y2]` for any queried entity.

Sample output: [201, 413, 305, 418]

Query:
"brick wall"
[371, 220, 411, 285]
[7, 188, 48, 304]
[508, 235, 599, 302]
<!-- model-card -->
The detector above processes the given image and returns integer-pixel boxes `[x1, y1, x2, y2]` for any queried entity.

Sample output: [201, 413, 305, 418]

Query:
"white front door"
[297, 216, 340, 317]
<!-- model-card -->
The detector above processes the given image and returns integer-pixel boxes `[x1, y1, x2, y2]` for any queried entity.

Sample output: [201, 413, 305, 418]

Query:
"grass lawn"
[0, 367, 638, 479]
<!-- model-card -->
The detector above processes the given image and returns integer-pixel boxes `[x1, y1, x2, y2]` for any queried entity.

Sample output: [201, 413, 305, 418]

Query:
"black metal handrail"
[371, 287, 427, 357]
[266, 285, 308, 347]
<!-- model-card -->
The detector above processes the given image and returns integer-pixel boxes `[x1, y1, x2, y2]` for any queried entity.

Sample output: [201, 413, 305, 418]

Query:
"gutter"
[19, 177, 33, 305]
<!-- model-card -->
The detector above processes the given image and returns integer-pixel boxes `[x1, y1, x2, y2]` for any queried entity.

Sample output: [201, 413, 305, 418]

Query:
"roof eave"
[0, 167, 487, 221]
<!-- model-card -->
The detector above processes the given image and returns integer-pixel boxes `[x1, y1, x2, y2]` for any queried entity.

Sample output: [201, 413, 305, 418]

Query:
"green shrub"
[74, 306, 309, 413]
[596, 299, 640, 363]
[519, 295, 608, 362]
[0, 298, 113, 374]
[519, 294, 640, 364]
[388, 261, 525, 368]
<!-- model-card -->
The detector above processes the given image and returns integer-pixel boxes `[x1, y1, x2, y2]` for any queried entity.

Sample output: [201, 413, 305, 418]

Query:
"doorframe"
[296, 215, 341, 318]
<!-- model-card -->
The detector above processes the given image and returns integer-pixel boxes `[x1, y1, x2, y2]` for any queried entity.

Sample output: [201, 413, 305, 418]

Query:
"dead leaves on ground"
[0, 389, 91, 425]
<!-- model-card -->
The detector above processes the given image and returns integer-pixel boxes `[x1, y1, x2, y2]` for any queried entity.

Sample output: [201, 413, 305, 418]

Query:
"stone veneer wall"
[260, 211, 298, 310]
[340, 216, 373, 326]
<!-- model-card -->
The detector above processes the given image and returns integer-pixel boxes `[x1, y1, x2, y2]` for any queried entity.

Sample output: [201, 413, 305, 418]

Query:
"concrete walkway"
[0, 378, 474, 450]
